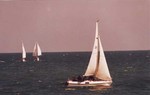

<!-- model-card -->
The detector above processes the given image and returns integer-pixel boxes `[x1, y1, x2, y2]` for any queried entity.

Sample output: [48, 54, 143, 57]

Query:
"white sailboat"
[33, 42, 42, 61]
[22, 43, 26, 62]
[67, 20, 112, 86]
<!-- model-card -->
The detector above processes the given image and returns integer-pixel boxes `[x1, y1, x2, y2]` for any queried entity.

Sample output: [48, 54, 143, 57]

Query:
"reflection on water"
[65, 85, 112, 91]
[89, 85, 112, 91]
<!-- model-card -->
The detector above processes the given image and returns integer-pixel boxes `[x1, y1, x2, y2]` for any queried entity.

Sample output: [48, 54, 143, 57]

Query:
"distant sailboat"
[67, 20, 112, 86]
[33, 42, 42, 61]
[22, 43, 26, 62]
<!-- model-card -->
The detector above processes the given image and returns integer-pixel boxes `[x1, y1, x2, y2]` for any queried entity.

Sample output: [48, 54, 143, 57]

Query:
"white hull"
[22, 58, 26, 62]
[67, 80, 112, 87]
[36, 57, 40, 61]
[34, 57, 40, 61]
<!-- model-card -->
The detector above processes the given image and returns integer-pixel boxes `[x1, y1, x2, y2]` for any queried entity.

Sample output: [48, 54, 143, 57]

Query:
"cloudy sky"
[0, 0, 149, 53]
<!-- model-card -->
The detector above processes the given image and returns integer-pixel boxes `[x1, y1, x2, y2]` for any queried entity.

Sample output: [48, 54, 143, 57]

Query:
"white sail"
[37, 43, 42, 56]
[84, 20, 111, 81]
[22, 43, 26, 62]
[33, 42, 42, 57]
[84, 21, 99, 76]
[95, 36, 111, 80]
[33, 43, 37, 56]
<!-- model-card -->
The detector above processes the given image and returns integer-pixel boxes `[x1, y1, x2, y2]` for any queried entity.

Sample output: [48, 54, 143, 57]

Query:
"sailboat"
[22, 42, 26, 62]
[33, 42, 42, 61]
[67, 20, 112, 86]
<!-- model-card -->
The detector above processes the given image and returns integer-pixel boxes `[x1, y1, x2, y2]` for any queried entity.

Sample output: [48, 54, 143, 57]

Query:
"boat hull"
[67, 80, 112, 87]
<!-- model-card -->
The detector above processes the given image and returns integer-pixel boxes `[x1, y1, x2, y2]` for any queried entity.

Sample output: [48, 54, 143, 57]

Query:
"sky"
[0, 0, 149, 53]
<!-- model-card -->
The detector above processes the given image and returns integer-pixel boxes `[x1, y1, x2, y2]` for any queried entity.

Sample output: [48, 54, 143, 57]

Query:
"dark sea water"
[0, 51, 149, 95]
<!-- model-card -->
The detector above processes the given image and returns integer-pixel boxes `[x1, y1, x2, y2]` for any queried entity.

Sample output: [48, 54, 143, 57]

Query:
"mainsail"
[84, 21, 99, 76]
[22, 42, 26, 62]
[84, 21, 112, 81]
